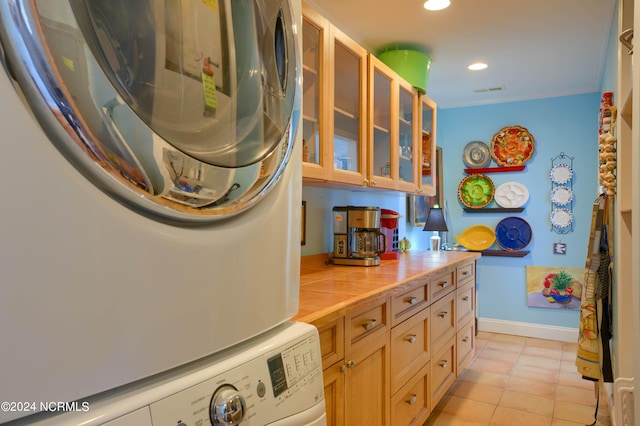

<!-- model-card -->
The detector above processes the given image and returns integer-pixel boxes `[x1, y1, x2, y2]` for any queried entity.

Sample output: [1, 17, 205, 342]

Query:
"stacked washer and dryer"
[0, 0, 324, 424]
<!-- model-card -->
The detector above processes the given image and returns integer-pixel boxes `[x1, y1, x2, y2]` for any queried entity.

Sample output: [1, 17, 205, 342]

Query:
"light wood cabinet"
[301, 3, 368, 185]
[455, 260, 476, 374]
[419, 94, 438, 196]
[301, 2, 433, 194]
[345, 331, 390, 425]
[430, 336, 457, 408]
[313, 295, 390, 426]
[308, 258, 476, 425]
[367, 55, 421, 192]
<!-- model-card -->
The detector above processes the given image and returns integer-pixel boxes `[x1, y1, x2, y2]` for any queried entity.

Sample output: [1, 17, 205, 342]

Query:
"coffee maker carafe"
[331, 206, 386, 266]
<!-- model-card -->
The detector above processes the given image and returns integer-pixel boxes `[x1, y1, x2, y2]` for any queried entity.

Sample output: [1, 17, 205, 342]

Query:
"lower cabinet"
[311, 259, 476, 426]
[345, 332, 390, 425]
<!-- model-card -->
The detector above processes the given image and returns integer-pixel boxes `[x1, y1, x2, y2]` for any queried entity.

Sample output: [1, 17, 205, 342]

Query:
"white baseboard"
[478, 317, 579, 343]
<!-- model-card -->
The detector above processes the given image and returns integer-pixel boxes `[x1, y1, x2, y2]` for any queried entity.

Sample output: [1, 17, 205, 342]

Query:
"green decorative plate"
[458, 174, 495, 208]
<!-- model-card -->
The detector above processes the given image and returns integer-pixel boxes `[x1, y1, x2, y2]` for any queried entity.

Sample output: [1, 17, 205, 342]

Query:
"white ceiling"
[304, 0, 617, 108]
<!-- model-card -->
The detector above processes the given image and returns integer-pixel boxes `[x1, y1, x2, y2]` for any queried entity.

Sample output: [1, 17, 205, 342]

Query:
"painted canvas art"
[526, 266, 584, 310]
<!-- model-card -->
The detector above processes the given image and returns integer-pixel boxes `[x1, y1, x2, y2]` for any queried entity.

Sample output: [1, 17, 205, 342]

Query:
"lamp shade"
[423, 207, 448, 232]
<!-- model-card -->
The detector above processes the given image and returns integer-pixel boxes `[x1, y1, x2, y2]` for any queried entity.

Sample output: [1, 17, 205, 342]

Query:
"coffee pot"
[331, 206, 386, 266]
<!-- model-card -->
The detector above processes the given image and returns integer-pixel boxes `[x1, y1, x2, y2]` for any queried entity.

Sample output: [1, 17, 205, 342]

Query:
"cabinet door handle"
[438, 360, 448, 368]
[363, 179, 369, 186]
[340, 365, 347, 373]
[406, 335, 417, 344]
[405, 296, 418, 305]
[462, 336, 470, 343]
[346, 360, 356, 368]
[462, 296, 470, 301]
[437, 311, 448, 318]
[362, 319, 377, 331]
[406, 394, 417, 405]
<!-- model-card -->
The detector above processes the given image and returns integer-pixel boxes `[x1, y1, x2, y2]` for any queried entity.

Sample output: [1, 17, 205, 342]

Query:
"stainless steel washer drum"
[0, 0, 299, 223]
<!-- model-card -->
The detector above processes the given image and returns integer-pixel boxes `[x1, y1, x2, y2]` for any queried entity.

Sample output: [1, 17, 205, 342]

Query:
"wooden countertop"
[293, 250, 481, 323]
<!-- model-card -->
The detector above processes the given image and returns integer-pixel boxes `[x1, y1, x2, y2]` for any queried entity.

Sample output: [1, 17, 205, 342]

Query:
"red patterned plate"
[490, 125, 535, 167]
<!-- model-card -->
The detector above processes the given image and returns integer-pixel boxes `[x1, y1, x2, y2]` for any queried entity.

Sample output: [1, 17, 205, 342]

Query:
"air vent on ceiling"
[474, 86, 505, 93]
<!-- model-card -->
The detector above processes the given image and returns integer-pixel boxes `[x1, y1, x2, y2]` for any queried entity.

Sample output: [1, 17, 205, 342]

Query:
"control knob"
[210, 384, 246, 425]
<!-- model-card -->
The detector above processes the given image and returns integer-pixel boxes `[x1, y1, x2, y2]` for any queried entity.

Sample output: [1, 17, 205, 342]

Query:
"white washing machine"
[0, 0, 323, 424]
[8, 322, 326, 426]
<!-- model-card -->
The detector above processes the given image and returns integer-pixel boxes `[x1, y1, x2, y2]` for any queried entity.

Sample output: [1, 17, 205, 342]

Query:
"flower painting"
[526, 266, 584, 310]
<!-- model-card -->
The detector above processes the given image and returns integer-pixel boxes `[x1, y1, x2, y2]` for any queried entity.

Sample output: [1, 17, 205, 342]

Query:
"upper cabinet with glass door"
[368, 55, 420, 192]
[301, 3, 432, 194]
[419, 95, 437, 196]
[301, 4, 367, 185]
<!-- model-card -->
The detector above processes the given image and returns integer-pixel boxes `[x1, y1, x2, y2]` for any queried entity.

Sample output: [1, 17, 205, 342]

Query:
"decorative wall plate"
[490, 125, 535, 167]
[463, 141, 491, 168]
[550, 186, 573, 206]
[550, 208, 573, 228]
[495, 216, 532, 251]
[494, 181, 529, 208]
[455, 224, 496, 251]
[550, 164, 573, 184]
[458, 174, 495, 208]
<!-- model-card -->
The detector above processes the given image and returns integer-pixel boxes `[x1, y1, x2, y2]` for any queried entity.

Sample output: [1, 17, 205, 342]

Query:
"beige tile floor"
[425, 331, 611, 426]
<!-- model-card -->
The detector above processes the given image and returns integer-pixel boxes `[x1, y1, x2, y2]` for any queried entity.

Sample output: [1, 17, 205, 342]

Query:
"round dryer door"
[0, 0, 299, 223]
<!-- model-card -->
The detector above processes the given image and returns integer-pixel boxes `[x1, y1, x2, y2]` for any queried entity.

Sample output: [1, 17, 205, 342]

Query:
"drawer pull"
[406, 394, 417, 406]
[406, 335, 417, 344]
[438, 360, 448, 368]
[438, 281, 450, 288]
[462, 337, 470, 343]
[462, 296, 470, 301]
[362, 319, 377, 331]
[462, 271, 469, 276]
[346, 360, 356, 368]
[437, 311, 448, 318]
[405, 296, 418, 305]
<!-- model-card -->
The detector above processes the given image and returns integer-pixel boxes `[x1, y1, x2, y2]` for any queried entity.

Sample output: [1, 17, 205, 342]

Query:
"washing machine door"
[0, 0, 299, 223]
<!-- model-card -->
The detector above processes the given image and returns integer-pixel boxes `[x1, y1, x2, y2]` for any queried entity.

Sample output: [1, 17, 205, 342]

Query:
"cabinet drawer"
[430, 268, 455, 301]
[457, 261, 474, 285]
[390, 306, 430, 394]
[457, 320, 475, 375]
[431, 336, 456, 409]
[391, 361, 431, 426]
[456, 280, 475, 330]
[430, 291, 455, 353]
[391, 280, 429, 326]
[346, 296, 389, 352]
[312, 311, 345, 370]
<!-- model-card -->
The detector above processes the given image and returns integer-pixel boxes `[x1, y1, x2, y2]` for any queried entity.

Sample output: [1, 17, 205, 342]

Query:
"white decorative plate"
[550, 208, 573, 228]
[494, 181, 530, 208]
[550, 186, 573, 206]
[550, 164, 573, 184]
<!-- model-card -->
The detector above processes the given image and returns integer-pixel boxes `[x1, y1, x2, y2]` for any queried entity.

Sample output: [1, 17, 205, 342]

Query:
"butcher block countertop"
[293, 250, 481, 323]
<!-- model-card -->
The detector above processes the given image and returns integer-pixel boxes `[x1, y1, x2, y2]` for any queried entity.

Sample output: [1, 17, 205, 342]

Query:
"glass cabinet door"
[330, 27, 368, 186]
[302, 8, 323, 169]
[398, 82, 418, 191]
[333, 38, 364, 175]
[420, 95, 437, 196]
[370, 63, 393, 187]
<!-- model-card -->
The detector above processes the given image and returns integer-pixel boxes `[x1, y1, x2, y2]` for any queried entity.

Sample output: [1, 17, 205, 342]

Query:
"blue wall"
[409, 93, 601, 328]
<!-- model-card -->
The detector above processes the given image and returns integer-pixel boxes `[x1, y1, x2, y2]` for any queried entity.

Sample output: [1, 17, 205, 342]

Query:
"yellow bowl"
[455, 225, 496, 251]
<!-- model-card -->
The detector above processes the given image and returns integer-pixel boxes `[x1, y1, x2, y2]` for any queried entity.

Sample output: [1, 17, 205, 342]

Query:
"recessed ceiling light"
[423, 0, 450, 11]
[468, 62, 488, 71]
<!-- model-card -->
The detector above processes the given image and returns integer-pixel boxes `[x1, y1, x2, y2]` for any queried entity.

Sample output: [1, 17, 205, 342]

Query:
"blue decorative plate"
[495, 216, 532, 251]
